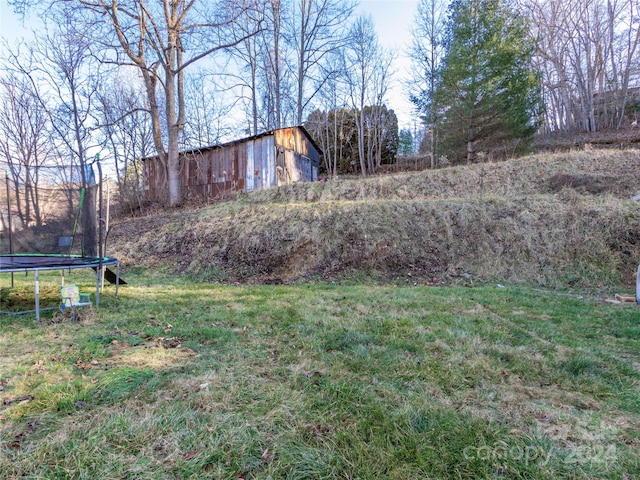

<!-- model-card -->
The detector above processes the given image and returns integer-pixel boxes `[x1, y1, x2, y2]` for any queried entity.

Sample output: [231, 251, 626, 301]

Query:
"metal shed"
[143, 126, 321, 201]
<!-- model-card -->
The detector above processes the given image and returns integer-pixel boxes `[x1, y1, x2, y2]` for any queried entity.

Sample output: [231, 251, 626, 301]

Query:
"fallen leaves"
[2, 395, 34, 406]
[3, 419, 37, 451]
[32, 359, 46, 374]
[183, 449, 200, 461]
[74, 359, 102, 371]
[156, 337, 184, 349]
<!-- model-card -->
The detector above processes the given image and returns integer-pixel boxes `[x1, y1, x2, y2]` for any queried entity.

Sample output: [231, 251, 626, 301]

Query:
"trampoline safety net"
[0, 164, 99, 258]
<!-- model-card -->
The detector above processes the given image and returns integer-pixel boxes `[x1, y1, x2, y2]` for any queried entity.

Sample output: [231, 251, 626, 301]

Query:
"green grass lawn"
[1, 271, 639, 479]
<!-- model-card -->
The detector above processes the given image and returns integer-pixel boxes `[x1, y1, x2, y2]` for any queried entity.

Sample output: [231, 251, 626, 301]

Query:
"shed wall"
[182, 142, 246, 198]
[245, 135, 276, 191]
[274, 127, 321, 167]
[144, 127, 320, 201]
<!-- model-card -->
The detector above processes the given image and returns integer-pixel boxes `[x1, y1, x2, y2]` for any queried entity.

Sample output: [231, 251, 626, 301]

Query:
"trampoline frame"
[1, 254, 121, 321]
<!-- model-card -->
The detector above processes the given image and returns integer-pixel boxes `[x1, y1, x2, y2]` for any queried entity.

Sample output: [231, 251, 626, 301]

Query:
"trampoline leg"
[116, 262, 120, 299]
[35, 269, 40, 323]
[636, 264, 639, 304]
[95, 268, 101, 307]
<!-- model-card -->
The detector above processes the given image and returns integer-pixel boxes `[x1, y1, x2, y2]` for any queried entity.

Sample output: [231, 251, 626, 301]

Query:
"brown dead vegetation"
[109, 150, 640, 289]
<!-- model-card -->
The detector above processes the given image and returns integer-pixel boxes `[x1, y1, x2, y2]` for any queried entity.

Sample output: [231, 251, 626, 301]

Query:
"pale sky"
[358, 0, 418, 54]
[0, 0, 419, 127]
[0, 1, 31, 42]
[357, 0, 419, 128]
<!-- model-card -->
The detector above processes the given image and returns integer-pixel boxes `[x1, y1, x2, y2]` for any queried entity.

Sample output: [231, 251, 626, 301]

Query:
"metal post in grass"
[636, 264, 639, 304]
[102, 177, 110, 292]
[35, 269, 40, 322]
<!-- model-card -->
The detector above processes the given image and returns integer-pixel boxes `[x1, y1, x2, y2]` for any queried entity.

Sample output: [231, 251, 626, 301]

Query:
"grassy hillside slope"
[110, 150, 640, 289]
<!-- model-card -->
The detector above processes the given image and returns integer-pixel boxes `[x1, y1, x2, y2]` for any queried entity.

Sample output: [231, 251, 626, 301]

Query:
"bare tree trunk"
[615, 0, 640, 128]
[356, 107, 367, 176]
[333, 110, 339, 176]
[270, 0, 282, 129]
[346, 16, 391, 176]
[296, 0, 308, 125]
[291, 0, 355, 125]
[413, 0, 446, 168]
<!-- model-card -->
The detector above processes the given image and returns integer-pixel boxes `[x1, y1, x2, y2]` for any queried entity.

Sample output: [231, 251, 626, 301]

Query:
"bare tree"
[0, 75, 52, 227]
[263, 0, 285, 129]
[610, 0, 640, 129]
[236, 0, 290, 131]
[222, 0, 353, 135]
[5, 8, 102, 187]
[309, 49, 350, 177]
[3, 6, 105, 254]
[345, 15, 393, 176]
[287, 0, 356, 125]
[520, 0, 640, 133]
[567, 0, 609, 132]
[409, 0, 448, 168]
[98, 0, 262, 206]
[182, 71, 235, 147]
[95, 76, 153, 213]
[225, 1, 268, 136]
[8, 0, 261, 207]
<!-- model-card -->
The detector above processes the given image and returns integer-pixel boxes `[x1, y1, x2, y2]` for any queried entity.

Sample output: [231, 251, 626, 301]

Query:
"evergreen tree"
[398, 129, 414, 156]
[435, 0, 542, 164]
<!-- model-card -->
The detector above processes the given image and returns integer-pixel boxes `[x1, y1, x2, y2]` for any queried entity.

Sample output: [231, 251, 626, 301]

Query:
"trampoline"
[2, 156, 124, 321]
[1, 254, 122, 321]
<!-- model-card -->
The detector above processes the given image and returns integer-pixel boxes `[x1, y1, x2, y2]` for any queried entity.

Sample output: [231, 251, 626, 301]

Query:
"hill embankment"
[109, 150, 640, 289]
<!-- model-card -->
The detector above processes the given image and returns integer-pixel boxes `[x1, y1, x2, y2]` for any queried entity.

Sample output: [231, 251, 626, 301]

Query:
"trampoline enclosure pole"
[96, 153, 103, 306]
[5, 170, 14, 287]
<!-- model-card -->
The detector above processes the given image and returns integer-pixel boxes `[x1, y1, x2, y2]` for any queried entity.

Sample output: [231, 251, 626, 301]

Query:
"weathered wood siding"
[144, 127, 321, 202]
[246, 135, 276, 191]
[274, 127, 321, 169]
[274, 127, 320, 186]
[144, 156, 167, 202]
[182, 142, 246, 198]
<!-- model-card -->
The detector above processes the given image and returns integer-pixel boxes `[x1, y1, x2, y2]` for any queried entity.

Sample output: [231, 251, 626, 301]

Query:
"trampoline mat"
[0, 254, 119, 272]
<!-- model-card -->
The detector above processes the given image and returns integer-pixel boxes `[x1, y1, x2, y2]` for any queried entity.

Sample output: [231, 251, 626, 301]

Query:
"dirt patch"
[547, 173, 622, 194]
[533, 126, 640, 151]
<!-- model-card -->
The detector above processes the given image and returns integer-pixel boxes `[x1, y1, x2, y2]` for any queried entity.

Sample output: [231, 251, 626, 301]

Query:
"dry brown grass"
[109, 150, 640, 288]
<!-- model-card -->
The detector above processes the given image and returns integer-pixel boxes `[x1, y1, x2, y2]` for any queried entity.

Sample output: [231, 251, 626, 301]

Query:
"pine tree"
[398, 129, 414, 156]
[435, 0, 542, 164]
